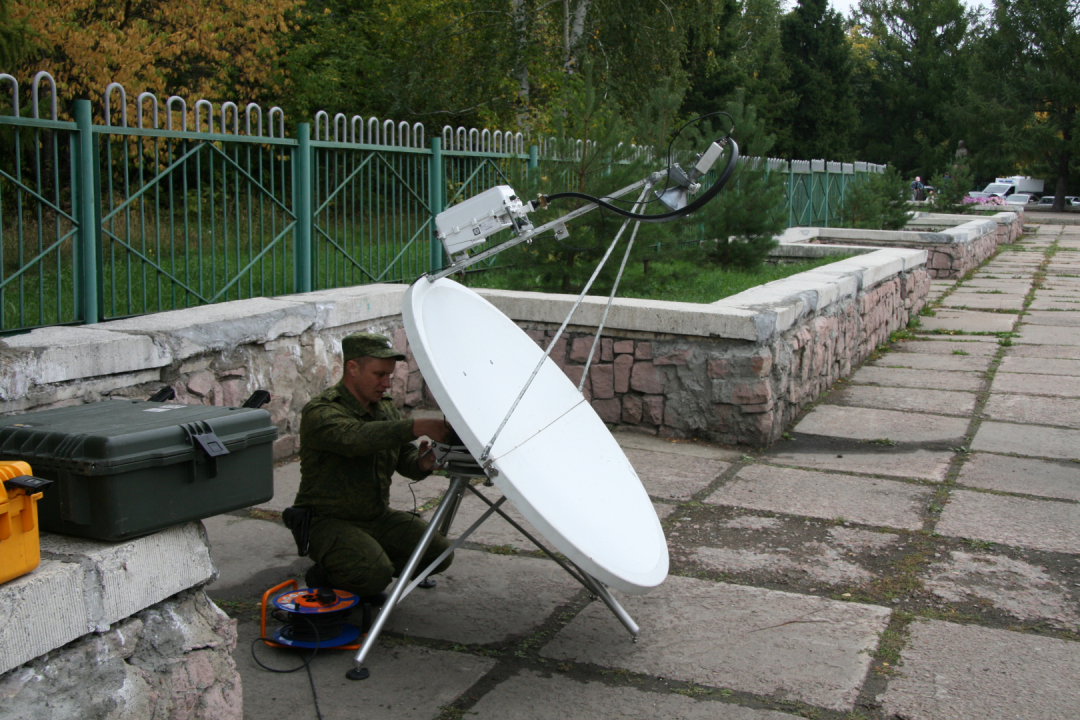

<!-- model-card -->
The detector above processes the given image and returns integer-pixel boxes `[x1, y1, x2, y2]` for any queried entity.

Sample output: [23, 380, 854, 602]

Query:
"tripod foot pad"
[346, 667, 371, 681]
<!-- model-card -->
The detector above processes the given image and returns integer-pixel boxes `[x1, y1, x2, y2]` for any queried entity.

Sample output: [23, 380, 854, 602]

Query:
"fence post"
[74, 99, 98, 324]
[429, 136, 444, 273]
[295, 122, 313, 292]
[528, 144, 538, 170]
[787, 167, 795, 229]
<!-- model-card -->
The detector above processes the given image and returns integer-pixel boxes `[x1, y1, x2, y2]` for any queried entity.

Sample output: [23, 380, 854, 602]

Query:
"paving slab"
[1022, 310, 1080, 327]
[237, 622, 496, 720]
[848, 366, 983, 392]
[941, 293, 1025, 311]
[998, 355, 1080, 375]
[880, 620, 1080, 720]
[956, 279, 1032, 291]
[936, 489, 1080, 553]
[794, 405, 970, 444]
[990, 371, 1080, 397]
[831, 385, 977, 417]
[918, 310, 1017, 333]
[764, 448, 953, 482]
[891, 339, 998, 356]
[706, 465, 929, 529]
[623, 447, 731, 501]
[911, 332, 1000, 344]
[971, 421, 1080, 460]
[1003, 343, 1080, 360]
[1028, 298, 1080, 310]
[689, 527, 891, 587]
[383, 549, 582, 645]
[957, 453, 1080, 501]
[615, 432, 742, 461]
[1016, 324, 1080, 345]
[469, 670, 803, 720]
[869, 352, 992, 372]
[983, 393, 1080, 428]
[203, 515, 306, 600]
[922, 550, 1079, 629]
[540, 575, 891, 712]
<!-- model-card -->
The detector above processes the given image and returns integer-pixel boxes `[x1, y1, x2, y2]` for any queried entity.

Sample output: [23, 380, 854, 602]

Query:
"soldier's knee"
[330, 555, 394, 597]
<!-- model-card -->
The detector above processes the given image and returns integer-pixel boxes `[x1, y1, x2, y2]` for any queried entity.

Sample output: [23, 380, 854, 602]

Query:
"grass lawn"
[466, 254, 852, 304]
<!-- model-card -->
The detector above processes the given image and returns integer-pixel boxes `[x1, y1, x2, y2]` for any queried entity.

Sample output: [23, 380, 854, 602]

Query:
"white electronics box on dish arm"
[434, 186, 534, 255]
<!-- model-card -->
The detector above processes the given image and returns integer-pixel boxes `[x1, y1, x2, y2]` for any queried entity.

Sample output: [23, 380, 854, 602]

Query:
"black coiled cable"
[542, 136, 740, 223]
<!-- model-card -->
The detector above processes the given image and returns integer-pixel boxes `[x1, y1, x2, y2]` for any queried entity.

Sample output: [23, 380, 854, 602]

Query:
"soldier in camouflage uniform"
[293, 332, 452, 602]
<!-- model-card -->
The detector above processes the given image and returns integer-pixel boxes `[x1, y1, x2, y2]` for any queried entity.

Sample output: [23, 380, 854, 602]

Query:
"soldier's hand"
[417, 440, 443, 472]
[413, 417, 450, 443]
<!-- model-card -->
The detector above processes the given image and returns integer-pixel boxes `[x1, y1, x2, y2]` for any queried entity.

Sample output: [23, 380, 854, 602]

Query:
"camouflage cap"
[341, 332, 406, 363]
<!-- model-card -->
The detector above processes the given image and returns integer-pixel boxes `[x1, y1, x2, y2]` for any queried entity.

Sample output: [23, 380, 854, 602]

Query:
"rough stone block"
[592, 398, 622, 423]
[622, 395, 642, 424]
[613, 354, 633, 393]
[642, 395, 664, 425]
[561, 365, 591, 400]
[708, 358, 731, 378]
[631, 362, 664, 394]
[601, 337, 613, 361]
[751, 351, 773, 377]
[613, 339, 634, 355]
[732, 380, 774, 407]
[654, 348, 691, 366]
[569, 336, 599, 363]
[590, 364, 615, 399]
[635, 341, 652, 360]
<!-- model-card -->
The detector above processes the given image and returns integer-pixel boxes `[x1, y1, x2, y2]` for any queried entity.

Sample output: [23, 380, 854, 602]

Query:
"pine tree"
[778, 0, 856, 160]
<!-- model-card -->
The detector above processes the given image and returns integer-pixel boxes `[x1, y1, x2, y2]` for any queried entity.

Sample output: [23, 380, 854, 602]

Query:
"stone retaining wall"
[481, 248, 928, 445]
[779, 211, 1022, 279]
[1, 248, 929, 452]
[0, 524, 240, 719]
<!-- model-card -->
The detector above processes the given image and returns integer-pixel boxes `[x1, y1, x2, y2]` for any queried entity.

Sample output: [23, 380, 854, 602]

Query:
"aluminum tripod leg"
[578, 570, 639, 640]
[462, 483, 640, 641]
[351, 475, 466, 672]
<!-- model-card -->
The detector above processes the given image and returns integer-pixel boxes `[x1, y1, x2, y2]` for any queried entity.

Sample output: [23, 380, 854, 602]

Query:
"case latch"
[184, 422, 230, 480]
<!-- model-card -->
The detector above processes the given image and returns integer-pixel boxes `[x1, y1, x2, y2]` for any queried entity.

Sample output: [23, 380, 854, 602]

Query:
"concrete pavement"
[203, 222, 1079, 719]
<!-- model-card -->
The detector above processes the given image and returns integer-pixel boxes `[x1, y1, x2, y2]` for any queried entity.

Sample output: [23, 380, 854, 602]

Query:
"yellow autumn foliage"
[11, 0, 297, 121]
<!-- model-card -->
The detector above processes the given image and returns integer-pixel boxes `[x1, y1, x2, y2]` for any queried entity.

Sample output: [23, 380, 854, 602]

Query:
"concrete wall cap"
[279, 284, 407, 330]
[0, 326, 171, 393]
[102, 297, 318, 359]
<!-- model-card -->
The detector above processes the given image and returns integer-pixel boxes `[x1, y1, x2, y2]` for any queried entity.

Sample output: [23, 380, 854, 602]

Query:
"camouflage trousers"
[307, 509, 454, 597]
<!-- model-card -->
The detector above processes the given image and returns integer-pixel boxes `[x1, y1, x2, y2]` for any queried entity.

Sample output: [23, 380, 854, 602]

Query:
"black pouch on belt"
[282, 506, 314, 556]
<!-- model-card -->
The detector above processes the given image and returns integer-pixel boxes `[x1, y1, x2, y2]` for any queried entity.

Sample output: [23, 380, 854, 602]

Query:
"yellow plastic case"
[1, 460, 50, 585]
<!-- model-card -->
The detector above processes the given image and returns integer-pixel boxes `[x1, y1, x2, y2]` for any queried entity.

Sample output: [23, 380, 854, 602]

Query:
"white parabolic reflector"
[403, 277, 669, 594]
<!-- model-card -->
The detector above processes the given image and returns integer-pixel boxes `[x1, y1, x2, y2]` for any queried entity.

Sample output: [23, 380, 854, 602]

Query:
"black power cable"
[252, 612, 328, 720]
[542, 136, 738, 223]
[603, 111, 736, 210]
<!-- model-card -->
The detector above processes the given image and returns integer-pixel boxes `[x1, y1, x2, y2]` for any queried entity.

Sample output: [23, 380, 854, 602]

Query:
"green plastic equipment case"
[0, 400, 278, 541]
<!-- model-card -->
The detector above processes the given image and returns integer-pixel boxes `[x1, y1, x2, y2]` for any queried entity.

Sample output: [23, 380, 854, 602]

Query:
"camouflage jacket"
[294, 381, 427, 522]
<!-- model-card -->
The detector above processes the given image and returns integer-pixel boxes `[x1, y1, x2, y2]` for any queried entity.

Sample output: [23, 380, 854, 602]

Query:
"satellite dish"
[403, 277, 668, 594]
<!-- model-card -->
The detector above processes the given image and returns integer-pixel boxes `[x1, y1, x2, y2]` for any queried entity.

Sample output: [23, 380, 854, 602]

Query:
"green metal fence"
[0, 74, 884, 335]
